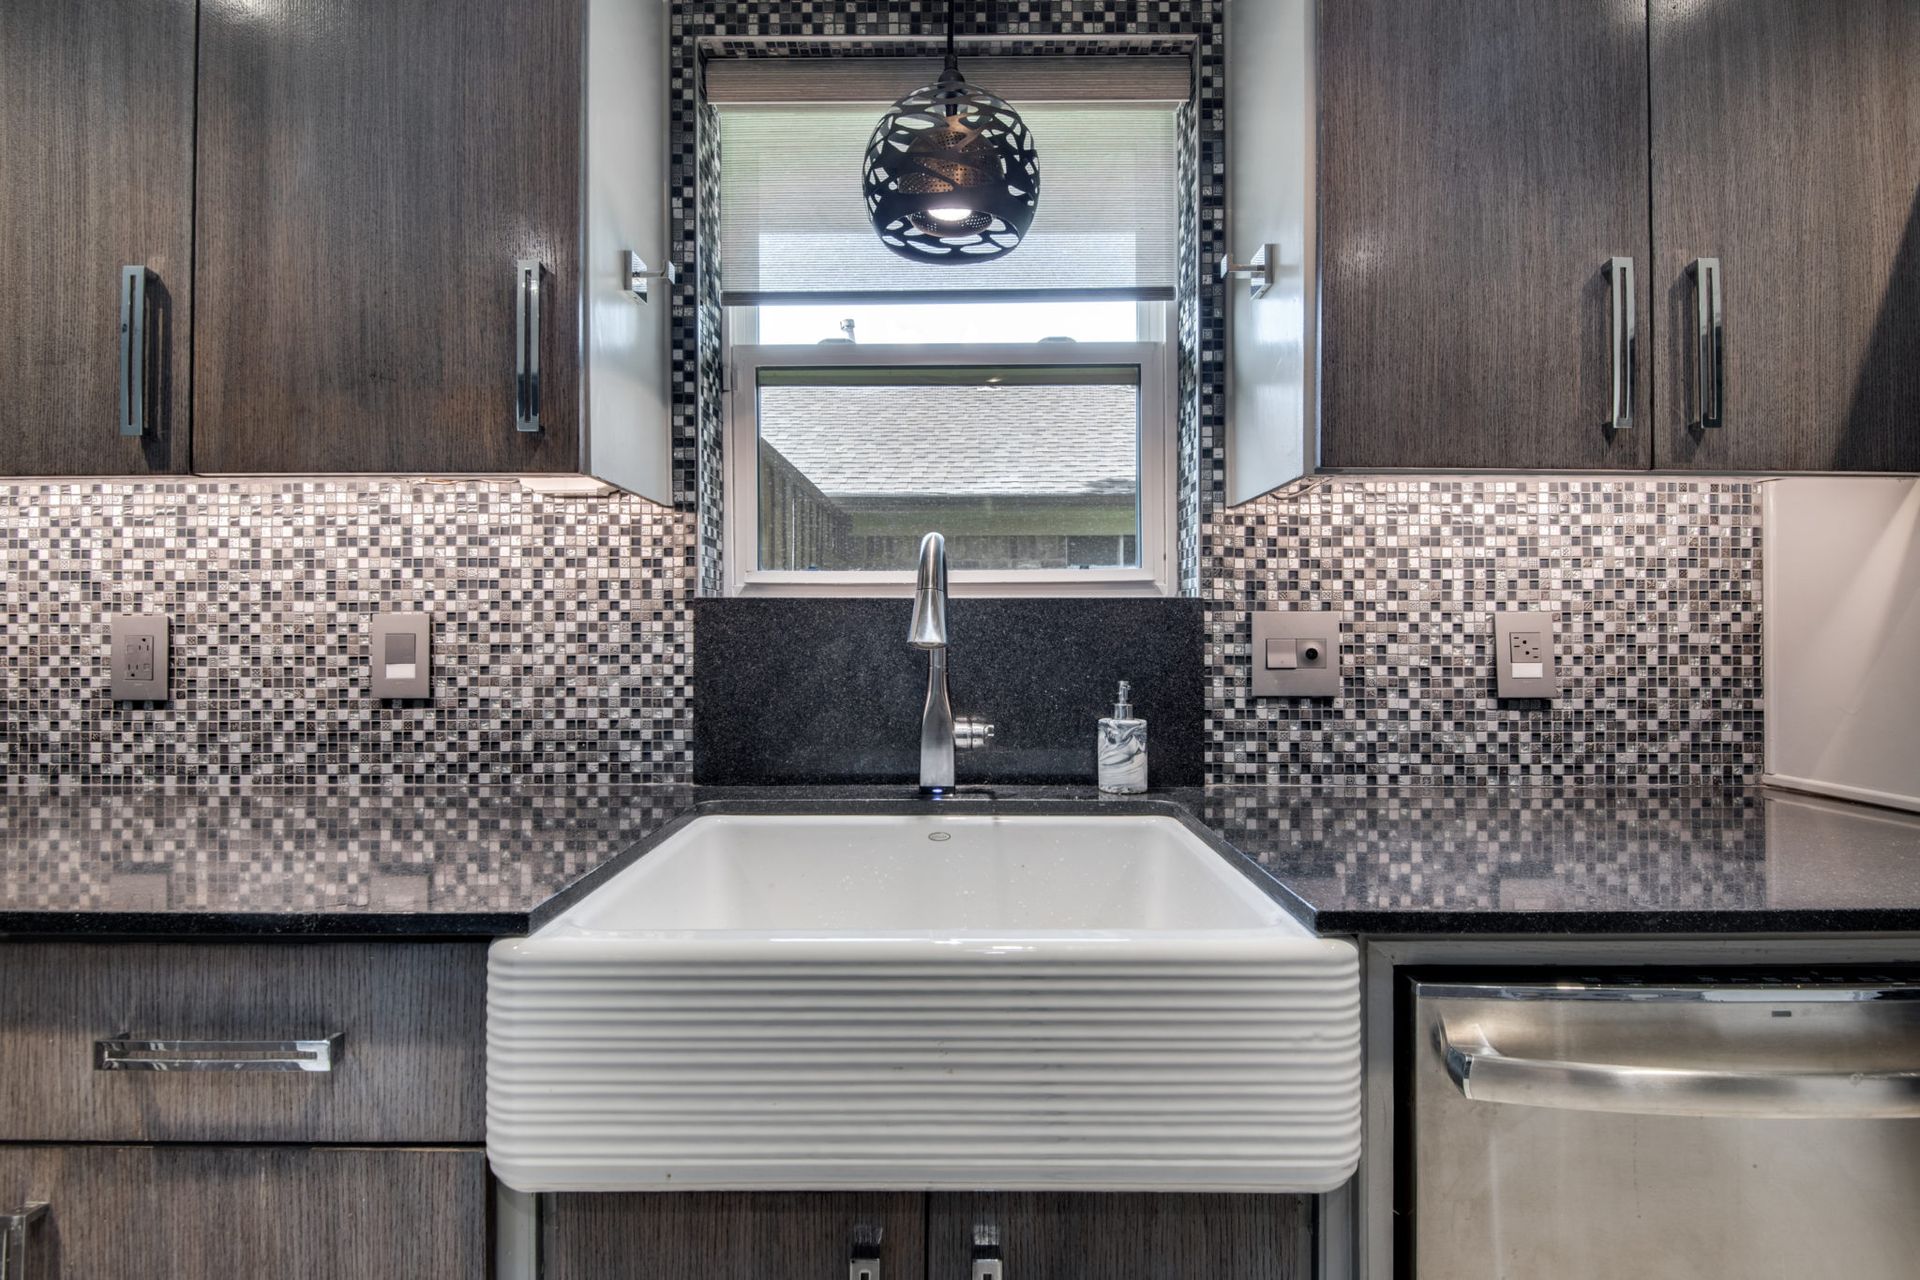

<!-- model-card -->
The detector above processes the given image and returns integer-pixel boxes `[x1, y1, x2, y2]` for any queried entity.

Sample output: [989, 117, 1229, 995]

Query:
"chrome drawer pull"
[1438, 1020, 1920, 1119]
[1, 1202, 48, 1280]
[94, 1033, 345, 1073]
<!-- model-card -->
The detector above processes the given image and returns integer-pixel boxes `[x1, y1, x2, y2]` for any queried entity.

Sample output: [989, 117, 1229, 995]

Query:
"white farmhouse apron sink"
[487, 813, 1360, 1193]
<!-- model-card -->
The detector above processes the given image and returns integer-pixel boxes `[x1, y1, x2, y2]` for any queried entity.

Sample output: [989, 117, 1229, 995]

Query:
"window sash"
[725, 338, 1175, 597]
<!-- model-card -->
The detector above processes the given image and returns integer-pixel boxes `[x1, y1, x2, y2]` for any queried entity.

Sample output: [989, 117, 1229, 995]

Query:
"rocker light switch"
[371, 612, 431, 699]
[1250, 610, 1343, 698]
[1494, 610, 1557, 698]
[110, 614, 169, 701]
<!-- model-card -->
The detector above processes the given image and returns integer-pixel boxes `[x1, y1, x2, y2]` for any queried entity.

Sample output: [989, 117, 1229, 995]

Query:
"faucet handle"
[955, 717, 995, 751]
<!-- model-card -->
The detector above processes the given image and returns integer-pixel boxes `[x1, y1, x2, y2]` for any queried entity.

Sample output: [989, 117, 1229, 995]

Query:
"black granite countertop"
[2, 782, 1918, 938]
[1199, 785, 1920, 936]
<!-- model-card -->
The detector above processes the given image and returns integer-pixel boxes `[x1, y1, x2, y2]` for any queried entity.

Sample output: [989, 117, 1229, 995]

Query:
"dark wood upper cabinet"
[0, 0, 194, 475]
[1317, 0, 1655, 472]
[192, 0, 583, 473]
[1650, 0, 1920, 472]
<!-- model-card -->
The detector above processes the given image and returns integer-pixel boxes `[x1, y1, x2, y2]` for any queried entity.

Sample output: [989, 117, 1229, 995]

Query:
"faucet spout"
[908, 533, 993, 792]
[908, 531, 948, 650]
[911, 533, 956, 790]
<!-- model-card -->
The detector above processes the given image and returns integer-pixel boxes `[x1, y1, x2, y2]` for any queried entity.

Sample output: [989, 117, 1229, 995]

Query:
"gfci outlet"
[110, 613, 170, 701]
[1494, 610, 1557, 699]
[1250, 610, 1344, 698]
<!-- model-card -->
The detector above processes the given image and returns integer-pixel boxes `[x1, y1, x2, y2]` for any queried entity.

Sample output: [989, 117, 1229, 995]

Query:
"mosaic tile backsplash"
[1205, 478, 1762, 786]
[3, 473, 1758, 793]
[1, 479, 694, 792]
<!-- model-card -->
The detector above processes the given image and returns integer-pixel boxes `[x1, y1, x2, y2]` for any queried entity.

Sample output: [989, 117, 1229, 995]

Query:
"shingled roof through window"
[758, 384, 1138, 502]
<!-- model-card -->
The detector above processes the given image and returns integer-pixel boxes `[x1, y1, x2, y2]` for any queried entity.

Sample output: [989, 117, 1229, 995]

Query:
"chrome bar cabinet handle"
[1601, 256, 1634, 432]
[1437, 1020, 1920, 1120]
[971, 1223, 1004, 1280]
[1, 1202, 48, 1280]
[94, 1033, 345, 1073]
[119, 265, 149, 437]
[848, 1223, 884, 1280]
[1687, 256, 1723, 429]
[514, 258, 544, 433]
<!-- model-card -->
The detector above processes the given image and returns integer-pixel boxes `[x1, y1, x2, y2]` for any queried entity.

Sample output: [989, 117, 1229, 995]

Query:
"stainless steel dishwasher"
[1410, 980, 1920, 1279]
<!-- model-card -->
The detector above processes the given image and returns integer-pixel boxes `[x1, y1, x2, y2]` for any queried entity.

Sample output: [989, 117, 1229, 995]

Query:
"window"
[713, 55, 1186, 596]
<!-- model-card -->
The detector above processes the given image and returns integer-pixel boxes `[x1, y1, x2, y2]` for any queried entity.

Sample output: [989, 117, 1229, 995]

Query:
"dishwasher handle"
[1438, 1020, 1920, 1120]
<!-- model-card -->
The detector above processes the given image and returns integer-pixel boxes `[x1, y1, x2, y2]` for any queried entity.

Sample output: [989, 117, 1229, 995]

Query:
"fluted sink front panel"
[486, 815, 1361, 1192]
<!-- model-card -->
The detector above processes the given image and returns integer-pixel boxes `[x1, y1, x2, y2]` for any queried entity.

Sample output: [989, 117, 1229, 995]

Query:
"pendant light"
[862, 0, 1040, 264]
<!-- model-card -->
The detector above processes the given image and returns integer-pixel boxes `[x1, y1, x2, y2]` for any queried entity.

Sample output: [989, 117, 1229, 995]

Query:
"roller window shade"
[714, 58, 1186, 303]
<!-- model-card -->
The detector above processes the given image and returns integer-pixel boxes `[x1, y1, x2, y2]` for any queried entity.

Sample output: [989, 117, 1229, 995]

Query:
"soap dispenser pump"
[1097, 680, 1148, 794]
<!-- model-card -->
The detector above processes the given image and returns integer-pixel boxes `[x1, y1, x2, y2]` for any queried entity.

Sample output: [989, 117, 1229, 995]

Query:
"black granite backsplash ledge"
[693, 597, 1204, 787]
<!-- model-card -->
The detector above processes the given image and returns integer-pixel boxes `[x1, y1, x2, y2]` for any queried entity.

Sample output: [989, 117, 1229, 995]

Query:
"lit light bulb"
[926, 206, 974, 224]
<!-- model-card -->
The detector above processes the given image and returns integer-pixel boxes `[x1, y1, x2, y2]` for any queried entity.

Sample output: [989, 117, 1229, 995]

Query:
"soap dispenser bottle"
[1097, 681, 1148, 794]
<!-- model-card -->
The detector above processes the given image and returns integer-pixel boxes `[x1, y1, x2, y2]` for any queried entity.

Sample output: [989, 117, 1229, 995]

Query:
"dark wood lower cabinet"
[543, 1192, 926, 1280]
[0, 941, 487, 1144]
[0, 1145, 486, 1279]
[929, 1193, 1312, 1280]
[541, 1191, 1311, 1280]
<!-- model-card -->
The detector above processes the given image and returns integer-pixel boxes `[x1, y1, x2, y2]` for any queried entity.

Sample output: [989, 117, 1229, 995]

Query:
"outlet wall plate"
[370, 612, 432, 699]
[1494, 609, 1557, 698]
[1250, 610, 1344, 698]
[110, 614, 170, 702]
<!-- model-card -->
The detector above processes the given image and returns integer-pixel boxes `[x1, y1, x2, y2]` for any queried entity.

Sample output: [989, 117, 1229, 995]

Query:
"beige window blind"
[712, 55, 1188, 303]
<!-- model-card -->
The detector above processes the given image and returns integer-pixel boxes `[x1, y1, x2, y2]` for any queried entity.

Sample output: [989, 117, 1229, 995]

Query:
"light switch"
[371, 612, 432, 699]
[1494, 610, 1557, 698]
[110, 614, 170, 702]
[1250, 610, 1343, 698]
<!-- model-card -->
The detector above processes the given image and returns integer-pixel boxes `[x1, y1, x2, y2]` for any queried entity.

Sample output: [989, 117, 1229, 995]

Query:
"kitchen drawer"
[0, 942, 484, 1143]
[0, 1145, 486, 1279]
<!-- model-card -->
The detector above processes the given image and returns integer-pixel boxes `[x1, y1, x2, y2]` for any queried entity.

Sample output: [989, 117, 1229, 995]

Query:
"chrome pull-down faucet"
[908, 532, 993, 793]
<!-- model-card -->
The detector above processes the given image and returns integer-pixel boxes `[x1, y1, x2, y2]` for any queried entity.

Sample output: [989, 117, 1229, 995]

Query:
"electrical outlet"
[1494, 610, 1557, 698]
[1251, 611, 1344, 698]
[126, 635, 155, 682]
[110, 614, 170, 701]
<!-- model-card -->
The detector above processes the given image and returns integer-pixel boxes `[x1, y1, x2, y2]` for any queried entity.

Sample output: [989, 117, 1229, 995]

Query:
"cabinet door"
[543, 1192, 926, 1280]
[193, 0, 582, 473]
[928, 1193, 1311, 1280]
[1318, 0, 1654, 471]
[1650, 0, 1920, 471]
[0, 0, 194, 475]
[0, 1146, 485, 1279]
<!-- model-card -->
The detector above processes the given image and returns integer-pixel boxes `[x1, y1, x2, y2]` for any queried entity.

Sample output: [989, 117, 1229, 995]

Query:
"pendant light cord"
[944, 0, 958, 71]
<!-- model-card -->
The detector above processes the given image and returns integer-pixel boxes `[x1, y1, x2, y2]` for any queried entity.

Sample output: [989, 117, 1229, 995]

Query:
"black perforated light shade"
[863, 67, 1041, 264]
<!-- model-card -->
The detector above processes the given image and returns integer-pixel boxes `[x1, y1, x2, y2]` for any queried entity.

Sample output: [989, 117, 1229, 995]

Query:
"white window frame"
[724, 328, 1176, 598]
